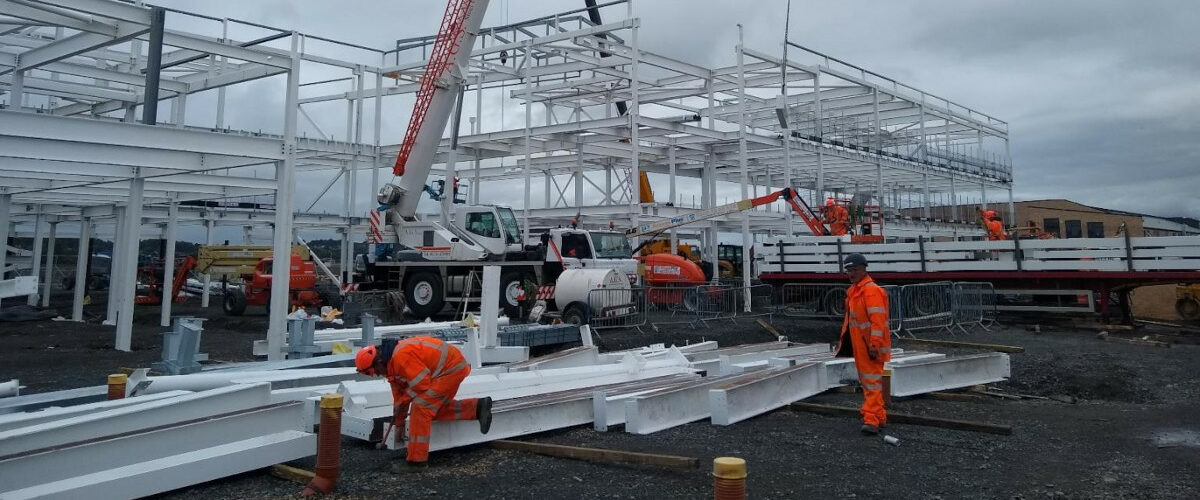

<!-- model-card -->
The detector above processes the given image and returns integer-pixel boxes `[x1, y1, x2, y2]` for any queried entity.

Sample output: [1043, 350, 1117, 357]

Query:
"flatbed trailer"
[756, 235, 1200, 321]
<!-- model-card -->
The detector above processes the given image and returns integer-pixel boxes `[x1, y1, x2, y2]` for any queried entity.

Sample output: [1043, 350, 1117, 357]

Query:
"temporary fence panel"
[883, 285, 903, 335]
[778, 283, 846, 320]
[586, 287, 647, 331]
[898, 281, 954, 335]
[950, 282, 996, 333]
[643, 285, 702, 330]
[689, 284, 740, 325]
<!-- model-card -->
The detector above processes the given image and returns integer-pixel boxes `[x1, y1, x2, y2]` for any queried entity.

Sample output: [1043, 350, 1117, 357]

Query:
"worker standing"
[355, 337, 493, 472]
[823, 199, 852, 236]
[835, 253, 891, 434]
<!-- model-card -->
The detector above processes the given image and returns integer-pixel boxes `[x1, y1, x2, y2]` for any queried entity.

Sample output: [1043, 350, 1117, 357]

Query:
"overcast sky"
[146, 0, 1199, 242]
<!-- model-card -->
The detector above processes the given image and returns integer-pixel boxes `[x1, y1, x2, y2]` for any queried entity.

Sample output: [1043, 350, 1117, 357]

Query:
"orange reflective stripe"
[414, 435, 430, 444]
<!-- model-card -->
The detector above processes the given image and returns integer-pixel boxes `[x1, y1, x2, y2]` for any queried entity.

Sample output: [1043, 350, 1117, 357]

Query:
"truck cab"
[454, 205, 523, 257]
[543, 229, 638, 285]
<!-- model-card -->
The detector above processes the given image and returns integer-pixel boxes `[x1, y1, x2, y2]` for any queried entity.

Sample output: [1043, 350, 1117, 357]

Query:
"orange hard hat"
[825, 198, 835, 207]
[985, 210, 997, 219]
[355, 346, 378, 375]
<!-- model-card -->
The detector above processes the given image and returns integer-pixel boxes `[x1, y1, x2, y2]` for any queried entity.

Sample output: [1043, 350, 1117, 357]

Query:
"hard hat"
[843, 253, 868, 269]
[826, 198, 836, 207]
[355, 346, 378, 375]
[985, 210, 996, 219]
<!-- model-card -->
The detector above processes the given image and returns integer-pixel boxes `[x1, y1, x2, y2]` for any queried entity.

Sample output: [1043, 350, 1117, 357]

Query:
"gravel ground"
[2, 295, 1198, 499]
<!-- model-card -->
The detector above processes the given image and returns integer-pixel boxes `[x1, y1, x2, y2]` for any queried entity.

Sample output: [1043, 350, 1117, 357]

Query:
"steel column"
[200, 219, 213, 308]
[41, 221, 56, 307]
[140, 7, 165, 125]
[159, 201, 177, 326]
[267, 33, 301, 361]
[71, 217, 89, 321]
[25, 206, 43, 306]
[115, 176, 144, 351]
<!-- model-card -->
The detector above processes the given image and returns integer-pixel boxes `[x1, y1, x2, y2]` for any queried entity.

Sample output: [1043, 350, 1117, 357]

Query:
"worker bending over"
[835, 253, 891, 434]
[984, 210, 1007, 241]
[823, 199, 851, 236]
[355, 337, 493, 472]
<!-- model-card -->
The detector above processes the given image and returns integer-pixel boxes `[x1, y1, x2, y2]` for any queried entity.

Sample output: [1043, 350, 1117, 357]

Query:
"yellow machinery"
[1177, 284, 1200, 321]
[195, 245, 310, 278]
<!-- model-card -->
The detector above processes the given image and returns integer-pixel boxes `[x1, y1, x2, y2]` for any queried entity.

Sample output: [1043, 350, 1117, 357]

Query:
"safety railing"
[882, 285, 904, 335]
[950, 282, 995, 333]
[690, 284, 740, 325]
[778, 283, 847, 320]
[896, 281, 955, 335]
[586, 286, 647, 331]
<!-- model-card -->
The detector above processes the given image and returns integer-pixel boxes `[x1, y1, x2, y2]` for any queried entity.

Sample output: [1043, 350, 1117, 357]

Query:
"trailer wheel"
[823, 288, 847, 317]
[224, 288, 247, 316]
[499, 270, 530, 320]
[561, 302, 591, 325]
[405, 271, 445, 319]
[1177, 297, 1200, 321]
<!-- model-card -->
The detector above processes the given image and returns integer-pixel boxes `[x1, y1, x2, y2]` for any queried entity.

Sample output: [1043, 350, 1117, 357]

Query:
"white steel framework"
[0, 0, 1013, 355]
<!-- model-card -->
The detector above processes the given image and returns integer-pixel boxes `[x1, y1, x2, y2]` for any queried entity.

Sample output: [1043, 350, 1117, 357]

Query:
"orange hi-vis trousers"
[386, 337, 479, 462]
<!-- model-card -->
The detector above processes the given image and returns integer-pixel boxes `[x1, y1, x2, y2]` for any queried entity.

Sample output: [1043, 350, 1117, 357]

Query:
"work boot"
[860, 424, 880, 435]
[389, 461, 429, 474]
[478, 396, 493, 434]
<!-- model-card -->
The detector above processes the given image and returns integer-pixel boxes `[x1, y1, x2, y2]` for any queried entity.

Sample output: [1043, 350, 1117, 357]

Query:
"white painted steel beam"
[1, 430, 315, 500]
[507, 346, 599, 371]
[0, 400, 309, 495]
[0, 390, 191, 432]
[709, 362, 827, 426]
[624, 375, 739, 434]
[889, 353, 1010, 397]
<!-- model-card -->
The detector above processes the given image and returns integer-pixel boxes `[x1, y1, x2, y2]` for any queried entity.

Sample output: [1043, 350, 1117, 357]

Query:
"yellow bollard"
[302, 393, 344, 496]
[713, 457, 747, 500]
[106, 374, 127, 400]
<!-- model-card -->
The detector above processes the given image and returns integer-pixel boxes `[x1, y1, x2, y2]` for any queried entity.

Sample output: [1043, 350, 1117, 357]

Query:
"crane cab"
[454, 205, 523, 257]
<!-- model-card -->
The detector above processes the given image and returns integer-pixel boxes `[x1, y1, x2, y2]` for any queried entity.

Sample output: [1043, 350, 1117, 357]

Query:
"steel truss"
[0, 0, 1012, 356]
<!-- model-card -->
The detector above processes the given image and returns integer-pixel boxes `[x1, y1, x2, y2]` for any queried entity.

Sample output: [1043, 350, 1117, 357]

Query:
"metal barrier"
[690, 284, 740, 325]
[882, 285, 903, 336]
[586, 286, 647, 331]
[950, 282, 995, 333]
[778, 283, 847, 320]
[898, 281, 955, 335]
[640, 285, 703, 330]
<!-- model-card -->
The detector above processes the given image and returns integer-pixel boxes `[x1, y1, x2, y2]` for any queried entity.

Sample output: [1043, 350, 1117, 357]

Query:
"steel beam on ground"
[1, 430, 315, 500]
[0, 391, 191, 432]
[591, 375, 705, 432]
[507, 346, 599, 371]
[0, 400, 309, 495]
[0, 385, 106, 416]
[624, 375, 741, 435]
[708, 362, 826, 426]
[0, 383, 271, 455]
[127, 368, 363, 395]
[888, 353, 1010, 397]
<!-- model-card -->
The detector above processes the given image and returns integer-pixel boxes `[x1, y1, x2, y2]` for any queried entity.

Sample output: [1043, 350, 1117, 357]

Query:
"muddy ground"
[1, 292, 1198, 499]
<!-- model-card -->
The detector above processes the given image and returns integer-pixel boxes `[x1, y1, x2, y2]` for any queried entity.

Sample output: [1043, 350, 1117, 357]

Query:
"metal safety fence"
[778, 283, 903, 335]
[896, 281, 955, 335]
[950, 282, 997, 333]
[586, 286, 647, 331]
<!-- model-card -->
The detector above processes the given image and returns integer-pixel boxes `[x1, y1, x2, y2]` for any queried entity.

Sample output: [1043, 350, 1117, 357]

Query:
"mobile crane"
[361, 0, 637, 319]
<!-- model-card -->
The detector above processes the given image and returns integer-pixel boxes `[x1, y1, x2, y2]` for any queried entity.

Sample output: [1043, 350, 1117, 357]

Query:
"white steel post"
[814, 71, 824, 200]
[1008, 187, 1015, 227]
[780, 95, 793, 235]
[628, 11, 642, 242]
[923, 172, 931, 219]
[106, 209, 124, 325]
[8, 71, 25, 110]
[72, 218, 91, 321]
[980, 181, 988, 210]
[0, 195, 8, 291]
[706, 79, 718, 280]
[42, 221, 57, 308]
[737, 26, 751, 309]
[27, 207, 44, 306]
[575, 138, 584, 206]
[159, 201, 178, 326]
[116, 176, 145, 352]
[668, 143, 677, 251]
[201, 219, 213, 308]
[522, 40, 533, 242]
[544, 172, 552, 208]
[373, 67, 383, 203]
[267, 33, 301, 361]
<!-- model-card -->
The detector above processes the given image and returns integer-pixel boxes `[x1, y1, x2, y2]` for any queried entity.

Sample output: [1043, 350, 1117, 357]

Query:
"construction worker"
[835, 253, 891, 434]
[984, 210, 1007, 241]
[355, 337, 493, 472]
[823, 198, 851, 236]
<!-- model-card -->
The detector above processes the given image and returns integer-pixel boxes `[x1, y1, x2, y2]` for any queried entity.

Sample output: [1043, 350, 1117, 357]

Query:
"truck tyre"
[499, 270, 530, 320]
[823, 288, 847, 317]
[561, 302, 591, 325]
[405, 271, 445, 319]
[1177, 297, 1200, 321]
[224, 288, 248, 316]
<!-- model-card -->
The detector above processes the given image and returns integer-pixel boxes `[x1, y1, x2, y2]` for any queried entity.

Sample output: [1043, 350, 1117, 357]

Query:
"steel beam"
[708, 362, 826, 426]
[0, 400, 308, 495]
[888, 353, 1010, 397]
[624, 375, 740, 434]
[507, 346, 599, 371]
[0, 385, 105, 416]
[0, 390, 191, 432]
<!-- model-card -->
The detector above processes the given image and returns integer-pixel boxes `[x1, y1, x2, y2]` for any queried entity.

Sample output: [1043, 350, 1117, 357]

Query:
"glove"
[867, 345, 879, 361]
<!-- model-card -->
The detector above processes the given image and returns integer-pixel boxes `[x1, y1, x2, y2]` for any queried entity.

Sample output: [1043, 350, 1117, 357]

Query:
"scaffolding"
[0, 0, 1013, 356]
